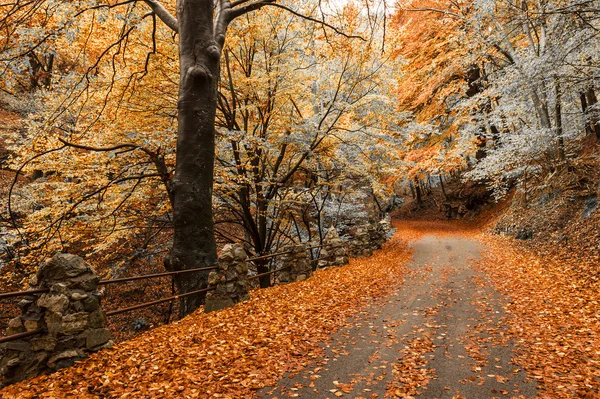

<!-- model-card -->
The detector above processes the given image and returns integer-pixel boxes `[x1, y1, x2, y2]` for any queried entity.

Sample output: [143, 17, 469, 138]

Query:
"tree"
[213, 4, 401, 287]
[1, 0, 382, 316]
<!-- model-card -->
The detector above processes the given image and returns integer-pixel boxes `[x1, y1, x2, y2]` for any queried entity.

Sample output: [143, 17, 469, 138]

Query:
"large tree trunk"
[167, 0, 221, 317]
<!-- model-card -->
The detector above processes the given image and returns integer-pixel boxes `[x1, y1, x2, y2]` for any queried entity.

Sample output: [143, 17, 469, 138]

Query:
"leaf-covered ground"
[2, 221, 599, 398]
[476, 234, 600, 398]
[0, 226, 413, 398]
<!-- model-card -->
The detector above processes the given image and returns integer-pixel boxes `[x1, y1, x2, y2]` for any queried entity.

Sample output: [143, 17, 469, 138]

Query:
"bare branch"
[143, 0, 178, 32]
[229, 1, 366, 41]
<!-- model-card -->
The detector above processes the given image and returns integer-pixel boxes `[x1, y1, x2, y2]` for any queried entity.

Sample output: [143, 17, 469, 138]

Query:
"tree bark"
[414, 179, 422, 205]
[167, 0, 221, 317]
[439, 175, 448, 200]
[586, 89, 600, 140]
[554, 77, 565, 161]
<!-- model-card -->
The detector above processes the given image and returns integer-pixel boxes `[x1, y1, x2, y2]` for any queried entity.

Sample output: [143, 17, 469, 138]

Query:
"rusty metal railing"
[0, 243, 347, 343]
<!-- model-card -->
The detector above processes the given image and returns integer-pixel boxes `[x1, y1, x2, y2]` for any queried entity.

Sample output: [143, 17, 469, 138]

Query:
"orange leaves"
[0, 231, 413, 398]
[476, 234, 600, 397]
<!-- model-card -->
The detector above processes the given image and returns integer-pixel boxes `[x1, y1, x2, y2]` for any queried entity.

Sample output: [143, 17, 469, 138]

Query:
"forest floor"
[1, 220, 600, 398]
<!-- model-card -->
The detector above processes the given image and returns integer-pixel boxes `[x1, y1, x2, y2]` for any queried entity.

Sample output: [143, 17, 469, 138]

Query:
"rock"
[30, 337, 57, 352]
[36, 253, 91, 285]
[68, 273, 99, 291]
[62, 312, 89, 335]
[207, 271, 220, 285]
[582, 196, 598, 219]
[88, 310, 107, 329]
[235, 262, 248, 274]
[6, 358, 21, 368]
[278, 271, 290, 283]
[55, 336, 85, 351]
[204, 297, 235, 313]
[219, 246, 235, 262]
[72, 301, 84, 312]
[7, 317, 23, 330]
[295, 274, 307, 281]
[50, 282, 69, 295]
[82, 295, 100, 312]
[516, 230, 533, 240]
[45, 311, 64, 334]
[71, 292, 88, 301]
[225, 283, 235, 293]
[232, 245, 247, 260]
[47, 350, 81, 369]
[23, 319, 42, 331]
[37, 293, 69, 313]
[1, 342, 30, 352]
[82, 328, 111, 349]
[17, 299, 34, 311]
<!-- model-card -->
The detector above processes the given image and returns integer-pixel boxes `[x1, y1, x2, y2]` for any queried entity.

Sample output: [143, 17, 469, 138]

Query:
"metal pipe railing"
[0, 328, 44, 344]
[105, 286, 216, 317]
[0, 245, 348, 343]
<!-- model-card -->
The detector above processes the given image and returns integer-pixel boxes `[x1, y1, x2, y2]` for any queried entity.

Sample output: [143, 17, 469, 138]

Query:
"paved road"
[260, 235, 537, 399]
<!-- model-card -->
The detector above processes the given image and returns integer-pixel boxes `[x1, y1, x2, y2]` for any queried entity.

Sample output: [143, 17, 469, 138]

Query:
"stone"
[55, 336, 85, 351]
[50, 282, 69, 295]
[62, 312, 89, 335]
[47, 350, 82, 369]
[235, 262, 248, 274]
[204, 297, 235, 313]
[232, 245, 247, 260]
[7, 317, 23, 330]
[88, 309, 107, 329]
[30, 337, 57, 352]
[82, 295, 100, 312]
[207, 271, 220, 285]
[219, 246, 235, 262]
[295, 274, 307, 281]
[23, 319, 42, 331]
[1, 342, 30, 352]
[68, 273, 99, 291]
[82, 328, 111, 349]
[278, 271, 290, 283]
[45, 311, 64, 334]
[17, 299, 34, 311]
[6, 358, 21, 368]
[36, 253, 91, 285]
[225, 283, 235, 293]
[37, 293, 69, 313]
[72, 301, 84, 312]
[71, 292, 88, 301]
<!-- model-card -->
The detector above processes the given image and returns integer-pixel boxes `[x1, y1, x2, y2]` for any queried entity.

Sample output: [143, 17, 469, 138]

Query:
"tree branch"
[143, 0, 178, 33]
[229, 1, 366, 41]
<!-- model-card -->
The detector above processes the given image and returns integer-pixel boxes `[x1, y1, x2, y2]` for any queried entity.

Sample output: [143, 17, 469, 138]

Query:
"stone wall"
[1, 253, 112, 386]
[278, 244, 311, 284]
[348, 215, 393, 258]
[318, 227, 349, 268]
[348, 225, 373, 258]
[204, 244, 249, 313]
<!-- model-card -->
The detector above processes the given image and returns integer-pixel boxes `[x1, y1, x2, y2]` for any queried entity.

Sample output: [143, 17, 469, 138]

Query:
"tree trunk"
[167, 0, 221, 317]
[554, 78, 565, 161]
[414, 179, 422, 205]
[439, 175, 448, 200]
[586, 89, 600, 140]
[256, 261, 271, 288]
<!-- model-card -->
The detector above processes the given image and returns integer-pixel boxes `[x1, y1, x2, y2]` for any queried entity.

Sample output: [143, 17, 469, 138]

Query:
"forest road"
[259, 234, 537, 399]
